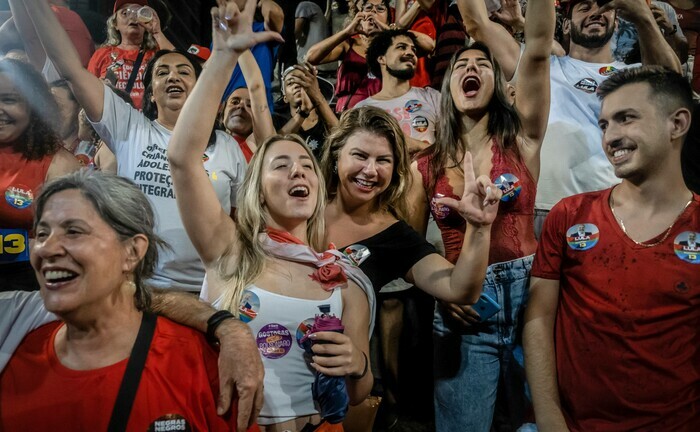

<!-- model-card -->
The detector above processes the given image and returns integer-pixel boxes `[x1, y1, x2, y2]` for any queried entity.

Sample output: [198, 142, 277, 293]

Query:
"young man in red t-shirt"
[525, 66, 700, 431]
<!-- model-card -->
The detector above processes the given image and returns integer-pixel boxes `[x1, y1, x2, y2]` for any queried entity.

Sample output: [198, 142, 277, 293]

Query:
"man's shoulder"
[552, 189, 610, 216]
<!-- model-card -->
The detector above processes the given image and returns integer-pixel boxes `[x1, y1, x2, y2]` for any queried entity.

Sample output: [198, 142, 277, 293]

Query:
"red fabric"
[531, 189, 700, 431]
[334, 43, 382, 112]
[409, 14, 436, 89]
[87, 46, 156, 109]
[0, 317, 257, 431]
[266, 226, 305, 245]
[51, 5, 95, 68]
[232, 134, 254, 163]
[0, 147, 53, 233]
[416, 140, 536, 265]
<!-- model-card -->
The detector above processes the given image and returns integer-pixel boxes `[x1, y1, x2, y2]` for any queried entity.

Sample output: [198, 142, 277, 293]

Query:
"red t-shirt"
[88, 46, 156, 109]
[532, 188, 700, 431]
[52, 5, 95, 67]
[409, 14, 436, 89]
[0, 147, 53, 264]
[0, 317, 256, 432]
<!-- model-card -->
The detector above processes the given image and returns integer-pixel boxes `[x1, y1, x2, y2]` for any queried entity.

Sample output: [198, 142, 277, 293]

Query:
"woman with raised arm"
[168, 1, 374, 431]
[23, 0, 252, 293]
[0, 59, 79, 293]
[410, 0, 554, 430]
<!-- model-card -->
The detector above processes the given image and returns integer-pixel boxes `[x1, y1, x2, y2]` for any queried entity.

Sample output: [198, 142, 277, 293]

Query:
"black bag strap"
[125, 49, 146, 95]
[107, 311, 158, 432]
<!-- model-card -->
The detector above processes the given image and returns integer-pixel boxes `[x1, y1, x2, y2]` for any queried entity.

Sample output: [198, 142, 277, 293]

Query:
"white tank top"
[238, 285, 343, 425]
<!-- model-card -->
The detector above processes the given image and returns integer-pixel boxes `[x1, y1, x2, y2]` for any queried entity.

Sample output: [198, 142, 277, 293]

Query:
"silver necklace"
[610, 191, 693, 248]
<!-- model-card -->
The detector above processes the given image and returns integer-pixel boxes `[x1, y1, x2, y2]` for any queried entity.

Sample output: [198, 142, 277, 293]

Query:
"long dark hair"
[140, 49, 218, 147]
[423, 43, 521, 197]
[0, 59, 62, 160]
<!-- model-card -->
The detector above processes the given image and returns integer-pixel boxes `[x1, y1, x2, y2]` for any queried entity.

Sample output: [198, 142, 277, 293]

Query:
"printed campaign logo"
[343, 244, 371, 266]
[296, 317, 315, 348]
[238, 290, 260, 323]
[673, 231, 700, 264]
[431, 193, 450, 220]
[566, 223, 600, 251]
[257, 323, 293, 359]
[412, 116, 429, 133]
[574, 78, 598, 93]
[598, 66, 618, 77]
[493, 173, 521, 202]
[148, 414, 191, 432]
[4, 185, 33, 210]
[0, 228, 29, 263]
[404, 99, 423, 113]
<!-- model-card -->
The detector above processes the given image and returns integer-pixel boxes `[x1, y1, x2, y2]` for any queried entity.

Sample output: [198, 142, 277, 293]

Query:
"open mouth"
[43, 269, 79, 285]
[609, 146, 635, 164]
[289, 185, 310, 198]
[354, 178, 377, 191]
[0, 119, 11, 126]
[401, 56, 416, 66]
[462, 76, 481, 97]
[166, 85, 184, 95]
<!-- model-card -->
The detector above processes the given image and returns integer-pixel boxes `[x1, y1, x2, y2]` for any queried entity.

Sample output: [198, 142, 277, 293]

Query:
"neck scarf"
[262, 227, 376, 337]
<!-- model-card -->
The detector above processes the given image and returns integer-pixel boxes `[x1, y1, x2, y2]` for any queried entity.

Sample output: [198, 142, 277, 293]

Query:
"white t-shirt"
[92, 86, 247, 292]
[536, 56, 637, 210]
[354, 87, 441, 145]
[0, 291, 55, 371]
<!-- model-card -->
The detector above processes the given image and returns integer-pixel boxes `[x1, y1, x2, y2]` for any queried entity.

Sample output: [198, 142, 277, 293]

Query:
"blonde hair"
[104, 14, 158, 50]
[320, 106, 412, 220]
[218, 135, 327, 312]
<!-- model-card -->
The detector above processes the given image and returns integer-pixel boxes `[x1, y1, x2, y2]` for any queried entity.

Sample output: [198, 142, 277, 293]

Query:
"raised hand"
[434, 152, 501, 227]
[598, 0, 654, 23]
[211, 0, 283, 56]
[286, 63, 324, 103]
[491, 0, 525, 32]
[138, 7, 162, 35]
[345, 12, 369, 36]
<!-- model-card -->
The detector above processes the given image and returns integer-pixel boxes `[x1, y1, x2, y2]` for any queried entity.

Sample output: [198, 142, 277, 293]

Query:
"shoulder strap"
[107, 311, 158, 432]
[125, 49, 146, 95]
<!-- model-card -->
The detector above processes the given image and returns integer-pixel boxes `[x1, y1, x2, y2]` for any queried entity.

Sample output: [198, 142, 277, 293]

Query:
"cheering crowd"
[0, 0, 698, 431]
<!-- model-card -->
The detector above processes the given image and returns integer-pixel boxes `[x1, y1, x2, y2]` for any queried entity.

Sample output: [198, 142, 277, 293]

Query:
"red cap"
[187, 45, 211, 62]
[113, 0, 148, 14]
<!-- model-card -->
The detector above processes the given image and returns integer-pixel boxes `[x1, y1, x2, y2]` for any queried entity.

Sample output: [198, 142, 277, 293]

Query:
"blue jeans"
[433, 255, 533, 432]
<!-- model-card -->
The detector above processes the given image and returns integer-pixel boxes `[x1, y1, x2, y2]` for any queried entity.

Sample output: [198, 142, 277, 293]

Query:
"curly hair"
[0, 59, 62, 160]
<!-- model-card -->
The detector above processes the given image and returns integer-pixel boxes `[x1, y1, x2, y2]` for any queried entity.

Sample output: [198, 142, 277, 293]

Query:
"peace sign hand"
[434, 152, 501, 227]
[211, 0, 283, 56]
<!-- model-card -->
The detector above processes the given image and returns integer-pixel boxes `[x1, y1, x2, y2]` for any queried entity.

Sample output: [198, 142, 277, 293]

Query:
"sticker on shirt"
[673, 231, 700, 264]
[343, 244, 371, 266]
[431, 193, 450, 220]
[598, 66, 618, 77]
[257, 323, 293, 359]
[148, 414, 191, 432]
[574, 78, 598, 94]
[0, 229, 30, 263]
[493, 173, 521, 202]
[404, 99, 423, 113]
[238, 290, 260, 323]
[296, 317, 316, 348]
[566, 223, 600, 251]
[412, 116, 429, 133]
[5, 184, 33, 210]
[306, 137, 320, 151]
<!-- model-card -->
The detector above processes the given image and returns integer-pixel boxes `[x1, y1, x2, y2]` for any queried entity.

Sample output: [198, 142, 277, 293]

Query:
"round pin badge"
[430, 193, 450, 220]
[404, 99, 423, 113]
[566, 223, 600, 251]
[599, 66, 617, 77]
[5, 185, 33, 210]
[493, 173, 521, 202]
[343, 244, 371, 266]
[673, 231, 700, 264]
[148, 414, 191, 432]
[412, 116, 428, 133]
[296, 317, 315, 348]
[238, 290, 260, 323]
[257, 323, 293, 359]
